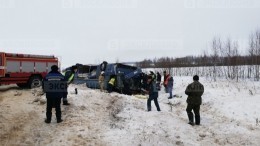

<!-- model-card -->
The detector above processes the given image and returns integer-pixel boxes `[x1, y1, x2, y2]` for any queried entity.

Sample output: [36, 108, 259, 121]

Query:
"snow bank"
[0, 76, 260, 146]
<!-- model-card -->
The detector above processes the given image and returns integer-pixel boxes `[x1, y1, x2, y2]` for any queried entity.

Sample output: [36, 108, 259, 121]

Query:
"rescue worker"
[185, 75, 204, 126]
[63, 65, 78, 105]
[107, 75, 116, 93]
[43, 65, 65, 123]
[144, 76, 161, 112]
[163, 71, 174, 99]
[98, 71, 105, 92]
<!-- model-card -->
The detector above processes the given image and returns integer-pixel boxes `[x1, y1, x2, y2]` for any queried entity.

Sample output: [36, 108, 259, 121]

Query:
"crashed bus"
[67, 62, 144, 95]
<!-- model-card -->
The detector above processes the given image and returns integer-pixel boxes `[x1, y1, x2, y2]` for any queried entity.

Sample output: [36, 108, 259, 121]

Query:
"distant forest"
[136, 29, 260, 81]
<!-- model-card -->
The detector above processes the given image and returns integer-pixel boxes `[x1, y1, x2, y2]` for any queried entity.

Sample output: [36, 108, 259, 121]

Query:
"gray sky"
[1, 0, 260, 67]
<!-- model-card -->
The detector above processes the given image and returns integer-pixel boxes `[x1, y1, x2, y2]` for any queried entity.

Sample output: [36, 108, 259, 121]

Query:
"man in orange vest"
[163, 71, 174, 99]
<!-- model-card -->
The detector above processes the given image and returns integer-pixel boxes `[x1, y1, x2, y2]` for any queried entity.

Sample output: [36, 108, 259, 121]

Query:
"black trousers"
[46, 97, 62, 121]
[186, 104, 200, 124]
[107, 84, 114, 93]
[63, 86, 68, 102]
[63, 92, 68, 102]
[147, 95, 161, 111]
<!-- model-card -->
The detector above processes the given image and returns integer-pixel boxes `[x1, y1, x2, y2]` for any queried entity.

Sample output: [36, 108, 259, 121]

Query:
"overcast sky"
[1, 0, 260, 67]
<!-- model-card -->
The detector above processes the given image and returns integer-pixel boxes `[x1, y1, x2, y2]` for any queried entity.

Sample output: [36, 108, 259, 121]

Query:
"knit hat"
[51, 65, 58, 72]
[71, 65, 78, 70]
[193, 75, 199, 81]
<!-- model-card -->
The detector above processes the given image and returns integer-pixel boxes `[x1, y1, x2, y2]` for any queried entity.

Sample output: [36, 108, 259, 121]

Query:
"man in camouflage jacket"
[185, 75, 204, 125]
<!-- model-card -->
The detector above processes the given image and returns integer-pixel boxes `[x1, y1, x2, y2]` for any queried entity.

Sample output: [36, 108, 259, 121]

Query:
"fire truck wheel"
[29, 76, 42, 88]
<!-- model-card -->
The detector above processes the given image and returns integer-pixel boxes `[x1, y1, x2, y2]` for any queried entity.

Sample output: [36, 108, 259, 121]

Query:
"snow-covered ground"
[1, 76, 260, 146]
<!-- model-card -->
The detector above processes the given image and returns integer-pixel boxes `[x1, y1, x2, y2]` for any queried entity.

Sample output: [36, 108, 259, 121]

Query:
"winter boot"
[63, 101, 70, 105]
[188, 113, 194, 126]
[75, 88, 78, 94]
[45, 119, 51, 124]
[57, 119, 63, 123]
[195, 115, 200, 125]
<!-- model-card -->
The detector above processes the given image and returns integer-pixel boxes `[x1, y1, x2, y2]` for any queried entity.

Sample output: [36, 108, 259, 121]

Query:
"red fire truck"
[0, 52, 59, 88]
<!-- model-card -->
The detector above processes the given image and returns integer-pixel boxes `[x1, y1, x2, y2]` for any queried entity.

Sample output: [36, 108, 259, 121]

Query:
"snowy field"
[0, 76, 260, 146]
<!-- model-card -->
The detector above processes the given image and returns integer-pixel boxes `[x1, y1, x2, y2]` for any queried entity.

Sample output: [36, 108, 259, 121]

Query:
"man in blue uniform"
[43, 65, 66, 123]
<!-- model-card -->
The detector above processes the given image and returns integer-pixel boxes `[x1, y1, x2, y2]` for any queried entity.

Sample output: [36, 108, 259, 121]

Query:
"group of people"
[43, 65, 78, 124]
[44, 66, 204, 126]
[148, 70, 174, 98]
[144, 71, 204, 126]
[143, 70, 173, 112]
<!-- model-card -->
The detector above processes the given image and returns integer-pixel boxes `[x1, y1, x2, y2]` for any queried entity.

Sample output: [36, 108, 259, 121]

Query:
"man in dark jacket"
[63, 65, 78, 105]
[149, 71, 156, 81]
[185, 75, 204, 126]
[144, 76, 161, 112]
[156, 72, 161, 83]
[156, 72, 161, 91]
[43, 65, 66, 123]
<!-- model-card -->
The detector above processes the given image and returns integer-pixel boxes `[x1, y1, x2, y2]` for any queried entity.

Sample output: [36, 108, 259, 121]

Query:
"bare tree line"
[136, 29, 260, 81]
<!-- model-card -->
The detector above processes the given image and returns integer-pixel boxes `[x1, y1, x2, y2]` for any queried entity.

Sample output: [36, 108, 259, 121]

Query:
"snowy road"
[0, 77, 260, 146]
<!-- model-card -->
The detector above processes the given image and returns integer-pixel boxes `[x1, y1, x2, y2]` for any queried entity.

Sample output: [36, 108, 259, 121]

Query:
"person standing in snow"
[43, 65, 65, 123]
[62, 65, 78, 105]
[107, 75, 116, 93]
[144, 75, 161, 112]
[156, 72, 161, 91]
[98, 71, 105, 92]
[149, 71, 156, 81]
[163, 71, 174, 99]
[185, 75, 204, 126]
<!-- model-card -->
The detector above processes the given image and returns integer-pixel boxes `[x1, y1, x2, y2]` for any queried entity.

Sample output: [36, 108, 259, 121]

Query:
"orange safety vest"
[164, 75, 171, 86]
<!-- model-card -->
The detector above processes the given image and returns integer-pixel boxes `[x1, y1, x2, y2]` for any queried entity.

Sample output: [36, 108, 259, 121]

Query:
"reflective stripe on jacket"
[109, 77, 116, 86]
[68, 73, 75, 83]
[62, 71, 75, 84]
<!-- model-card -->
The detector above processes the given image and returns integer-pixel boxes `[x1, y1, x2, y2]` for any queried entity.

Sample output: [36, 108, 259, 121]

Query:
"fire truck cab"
[0, 52, 58, 88]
